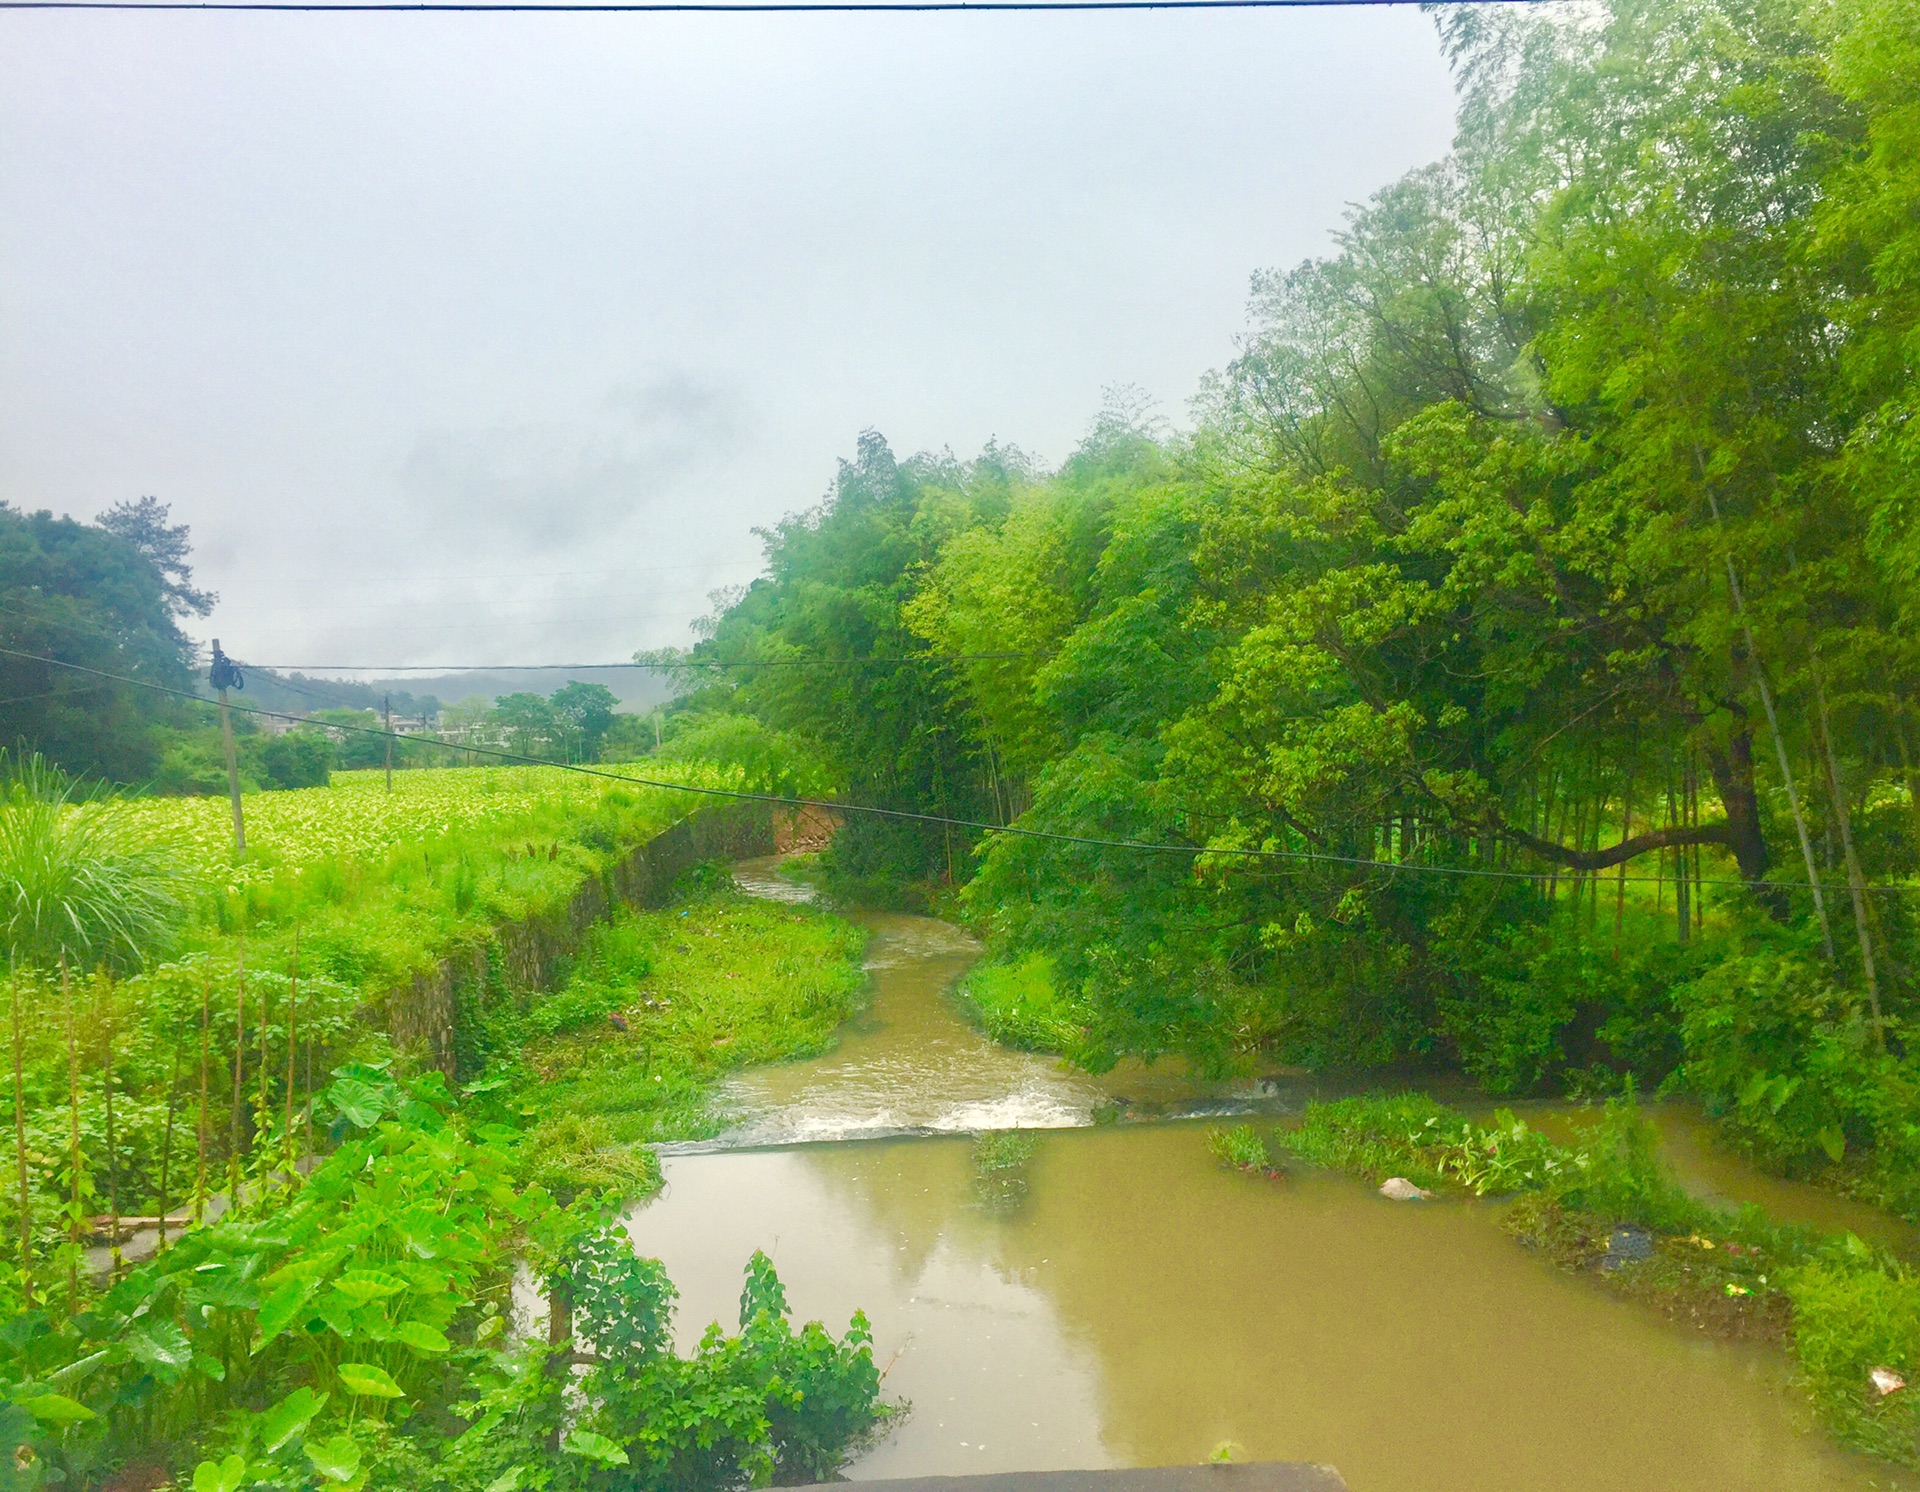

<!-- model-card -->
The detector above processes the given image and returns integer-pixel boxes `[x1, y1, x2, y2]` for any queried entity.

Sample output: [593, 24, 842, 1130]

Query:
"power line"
[3, 639, 1908, 897]
[248, 653, 1045, 672]
[0, 0, 1539, 11]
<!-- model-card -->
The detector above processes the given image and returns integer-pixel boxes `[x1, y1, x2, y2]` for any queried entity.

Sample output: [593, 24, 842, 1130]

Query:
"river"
[620, 860, 1911, 1492]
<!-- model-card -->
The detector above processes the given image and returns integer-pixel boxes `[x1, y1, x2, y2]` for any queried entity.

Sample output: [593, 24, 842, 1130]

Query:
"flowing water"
[620, 861, 1913, 1491]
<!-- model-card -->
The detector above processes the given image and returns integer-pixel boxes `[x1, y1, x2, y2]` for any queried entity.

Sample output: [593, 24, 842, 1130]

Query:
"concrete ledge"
[801, 1464, 1348, 1492]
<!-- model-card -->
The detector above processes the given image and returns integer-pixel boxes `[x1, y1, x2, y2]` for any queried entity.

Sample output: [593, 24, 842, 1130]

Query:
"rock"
[608, 1011, 629, 1033]
[1599, 1225, 1654, 1271]
[1871, 1367, 1906, 1397]
[1379, 1177, 1430, 1201]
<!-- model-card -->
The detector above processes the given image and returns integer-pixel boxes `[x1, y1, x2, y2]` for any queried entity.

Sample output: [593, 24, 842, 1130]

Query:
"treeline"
[666, 0, 1920, 1200]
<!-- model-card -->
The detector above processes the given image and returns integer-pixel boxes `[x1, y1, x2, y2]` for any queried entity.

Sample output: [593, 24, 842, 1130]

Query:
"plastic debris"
[1682, 1234, 1717, 1250]
[1724, 1283, 1751, 1297]
[1379, 1177, 1431, 1201]
[1870, 1368, 1906, 1397]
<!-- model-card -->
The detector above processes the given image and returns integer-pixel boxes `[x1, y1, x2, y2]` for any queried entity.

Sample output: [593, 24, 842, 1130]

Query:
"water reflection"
[626, 1126, 1901, 1492]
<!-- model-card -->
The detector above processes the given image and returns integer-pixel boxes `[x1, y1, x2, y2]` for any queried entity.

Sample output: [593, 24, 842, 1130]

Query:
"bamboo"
[1702, 488, 1834, 959]
[12, 967, 33, 1303]
[1675, 760, 1691, 945]
[1811, 671, 1885, 1047]
[1898, 725, 1920, 863]
[1615, 758, 1635, 949]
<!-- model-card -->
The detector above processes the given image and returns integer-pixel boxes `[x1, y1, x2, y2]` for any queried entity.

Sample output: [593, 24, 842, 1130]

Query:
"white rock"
[1379, 1176, 1431, 1201]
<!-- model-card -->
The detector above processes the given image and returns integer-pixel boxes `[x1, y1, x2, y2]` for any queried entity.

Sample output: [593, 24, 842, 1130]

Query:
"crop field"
[0, 759, 756, 1269]
[116, 760, 727, 894]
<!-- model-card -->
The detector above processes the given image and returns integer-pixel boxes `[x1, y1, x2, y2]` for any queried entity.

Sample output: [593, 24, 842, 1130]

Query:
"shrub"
[955, 953, 1085, 1055]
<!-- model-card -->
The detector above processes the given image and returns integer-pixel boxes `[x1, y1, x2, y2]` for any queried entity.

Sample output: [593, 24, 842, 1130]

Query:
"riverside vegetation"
[0, 755, 889, 1489]
[657, 0, 1920, 1221]
[1219, 1095, 1920, 1464]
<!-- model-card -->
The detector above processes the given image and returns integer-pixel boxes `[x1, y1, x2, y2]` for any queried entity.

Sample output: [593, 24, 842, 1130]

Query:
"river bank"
[597, 861, 1917, 1490]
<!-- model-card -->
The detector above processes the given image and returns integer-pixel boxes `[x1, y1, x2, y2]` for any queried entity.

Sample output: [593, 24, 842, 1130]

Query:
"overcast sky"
[0, 5, 1458, 677]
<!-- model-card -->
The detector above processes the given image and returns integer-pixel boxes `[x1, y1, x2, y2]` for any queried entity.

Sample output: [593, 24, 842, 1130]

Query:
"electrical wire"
[247, 653, 1045, 671]
[3, 639, 1908, 897]
[0, 0, 1542, 12]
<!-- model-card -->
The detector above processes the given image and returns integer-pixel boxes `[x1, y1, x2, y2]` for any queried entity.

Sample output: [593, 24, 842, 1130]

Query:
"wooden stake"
[213, 640, 246, 858]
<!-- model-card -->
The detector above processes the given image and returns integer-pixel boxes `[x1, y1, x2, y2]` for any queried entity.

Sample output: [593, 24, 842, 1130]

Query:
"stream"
[620, 859, 1913, 1492]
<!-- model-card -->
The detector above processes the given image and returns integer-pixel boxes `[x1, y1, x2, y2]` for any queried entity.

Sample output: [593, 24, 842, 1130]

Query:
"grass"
[491, 879, 870, 1173]
[1207, 1123, 1279, 1177]
[953, 952, 1087, 1055]
[971, 1129, 1038, 1209]
[1263, 1092, 1920, 1467]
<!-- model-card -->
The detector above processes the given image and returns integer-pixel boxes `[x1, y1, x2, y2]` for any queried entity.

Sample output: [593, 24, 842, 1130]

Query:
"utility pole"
[383, 693, 394, 793]
[209, 640, 246, 857]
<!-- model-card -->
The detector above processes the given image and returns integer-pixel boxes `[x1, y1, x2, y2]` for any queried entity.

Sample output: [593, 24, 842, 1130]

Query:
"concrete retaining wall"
[373, 800, 775, 1077]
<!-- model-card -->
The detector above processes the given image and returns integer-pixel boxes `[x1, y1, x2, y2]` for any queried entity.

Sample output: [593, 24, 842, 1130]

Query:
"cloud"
[397, 373, 749, 550]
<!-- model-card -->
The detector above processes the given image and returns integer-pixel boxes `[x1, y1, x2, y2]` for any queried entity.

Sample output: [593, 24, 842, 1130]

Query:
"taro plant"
[0, 1062, 890, 1492]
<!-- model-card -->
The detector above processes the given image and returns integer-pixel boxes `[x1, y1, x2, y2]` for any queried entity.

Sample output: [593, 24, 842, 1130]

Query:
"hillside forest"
[651, 0, 1920, 1209]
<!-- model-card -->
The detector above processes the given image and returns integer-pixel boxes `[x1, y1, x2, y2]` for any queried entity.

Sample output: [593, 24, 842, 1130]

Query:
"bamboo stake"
[230, 940, 245, 1215]
[283, 934, 299, 1191]
[101, 977, 120, 1280]
[63, 958, 78, 1312]
[12, 966, 33, 1304]
[195, 974, 210, 1226]
[158, 1044, 182, 1250]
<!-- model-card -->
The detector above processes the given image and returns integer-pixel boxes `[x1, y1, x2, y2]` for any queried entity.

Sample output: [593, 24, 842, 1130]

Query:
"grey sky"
[0, 6, 1457, 675]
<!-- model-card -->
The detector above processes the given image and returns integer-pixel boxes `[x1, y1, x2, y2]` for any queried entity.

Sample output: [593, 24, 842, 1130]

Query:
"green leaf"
[326, 1077, 390, 1129]
[306, 1434, 363, 1483]
[192, 1455, 247, 1492]
[331, 1270, 407, 1305]
[127, 1319, 194, 1374]
[256, 1276, 319, 1350]
[20, 1394, 94, 1424]
[395, 1321, 450, 1355]
[1817, 1125, 1847, 1163]
[258, 1387, 328, 1453]
[484, 1470, 524, 1492]
[335, 1362, 404, 1399]
[562, 1429, 630, 1466]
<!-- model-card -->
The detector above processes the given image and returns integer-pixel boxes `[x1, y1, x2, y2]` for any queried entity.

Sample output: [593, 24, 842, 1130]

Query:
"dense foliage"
[0, 761, 732, 1307]
[0, 1064, 886, 1490]
[673, 0, 1920, 1199]
[0, 499, 209, 783]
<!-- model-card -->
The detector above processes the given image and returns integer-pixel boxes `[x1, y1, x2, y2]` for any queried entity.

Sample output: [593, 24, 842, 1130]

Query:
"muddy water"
[713, 862, 1235, 1144]
[621, 865, 1910, 1490]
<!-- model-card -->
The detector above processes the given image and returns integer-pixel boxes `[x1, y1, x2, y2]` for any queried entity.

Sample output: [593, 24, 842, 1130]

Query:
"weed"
[1208, 1124, 1279, 1177]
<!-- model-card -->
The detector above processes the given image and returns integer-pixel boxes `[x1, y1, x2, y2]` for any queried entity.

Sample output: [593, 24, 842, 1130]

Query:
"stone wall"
[374, 800, 775, 1077]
